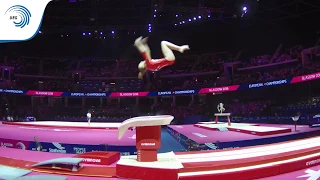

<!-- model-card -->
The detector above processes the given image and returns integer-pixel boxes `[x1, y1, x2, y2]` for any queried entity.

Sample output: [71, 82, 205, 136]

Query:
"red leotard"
[141, 52, 174, 71]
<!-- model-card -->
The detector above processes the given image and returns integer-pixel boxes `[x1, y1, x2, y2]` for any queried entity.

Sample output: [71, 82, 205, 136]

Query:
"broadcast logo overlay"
[0, 0, 52, 43]
[5, 5, 31, 28]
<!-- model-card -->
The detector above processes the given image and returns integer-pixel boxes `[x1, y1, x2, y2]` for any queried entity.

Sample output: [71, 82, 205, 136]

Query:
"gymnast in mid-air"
[134, 36, 190, 79]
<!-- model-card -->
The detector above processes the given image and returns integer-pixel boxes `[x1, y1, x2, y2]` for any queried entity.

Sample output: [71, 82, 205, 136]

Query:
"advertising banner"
[0, 138, 29, 150]
[0, 71, 319, 97]
[106, 145, 137, 155]
[310, 115, 320, 127]
[27, 141, 108, 154]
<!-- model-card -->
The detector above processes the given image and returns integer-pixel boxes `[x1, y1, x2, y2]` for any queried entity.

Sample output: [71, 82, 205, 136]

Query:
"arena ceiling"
[43, 0, 320, 31]
[42, 0, 320, 34]
[2, 0, 319, 57]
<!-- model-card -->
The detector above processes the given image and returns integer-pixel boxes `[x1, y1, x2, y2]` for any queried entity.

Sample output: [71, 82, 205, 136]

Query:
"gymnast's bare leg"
[88, 117, 91, 126]
[135, 36, 190, 79]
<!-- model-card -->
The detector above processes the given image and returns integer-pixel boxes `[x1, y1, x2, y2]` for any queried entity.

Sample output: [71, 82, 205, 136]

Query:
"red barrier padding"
[74, 151, 120, 165]
[181, 146, 320, 172]
[117, 164, 180, 180]
[178, 152, 320, 180]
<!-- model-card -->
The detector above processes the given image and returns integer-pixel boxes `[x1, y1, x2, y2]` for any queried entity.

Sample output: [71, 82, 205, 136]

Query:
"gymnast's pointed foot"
[134, 36, 143, 47]
[180, 45, 190, 53]
[141, 37, 149, 44]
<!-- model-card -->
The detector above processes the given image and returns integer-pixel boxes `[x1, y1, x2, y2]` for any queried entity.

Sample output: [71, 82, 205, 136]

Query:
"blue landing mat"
[0, 165, 31, 180]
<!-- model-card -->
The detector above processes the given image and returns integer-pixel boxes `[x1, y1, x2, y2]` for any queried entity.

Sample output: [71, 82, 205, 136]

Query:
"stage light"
[174, 23, 177, 26]
[154, 9, 157, 12]
[193, 17, 196, 20]
[179, 22, 182, 24]
[243, 6, 247, 11]
[208, 15, 211, 18]
[182, 21, 185, 23]
[148, 24, 151, 27]
[82, 33, 85, 36]
[100, 32, 103, 35]
[189, 19, 191, 21]
[38, 31, 42, 34]
[154, 14, 156, 18]
[198, 16, 201, 19]
[176, 14, 178, 17]
[66, 35, 69, 37]
[111, 30, 115, 34]
[104, 37, 106, 39]
[88, 32, 91, 35]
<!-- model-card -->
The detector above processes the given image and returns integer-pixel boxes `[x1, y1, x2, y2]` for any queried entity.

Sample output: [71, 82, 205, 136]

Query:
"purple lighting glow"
[82, 33, 85, 36]
[243, 6, 247, 11]
[111, 30, 115, 34]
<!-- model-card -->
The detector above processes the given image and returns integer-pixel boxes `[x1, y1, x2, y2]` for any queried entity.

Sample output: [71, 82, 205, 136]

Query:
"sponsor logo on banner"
[85, 93, 107, 97]
[83, 158, 101, 163]
[120, 152, 130, 156]
[208, 87, 230, 93]
[16, 142, 26, 150]
[173, 90, 195, 95]
[306, 158, 320, 166]
[49, 142, 66, 153]
[1, 142, 13, 147]
[301, 73, 320, 81]
[158, 91, 172, 96]
[73, 147, 86, 154]
[35, 91, 54, 96]
[119, 92, 140, 97]
[71, 93, 85, 96]
[205, 143, 218, 150]
[249, 79, 287, 88]
[0, 139, 27, 150]
[141, 143, 156, 146]
[3, 89, 24, 94]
